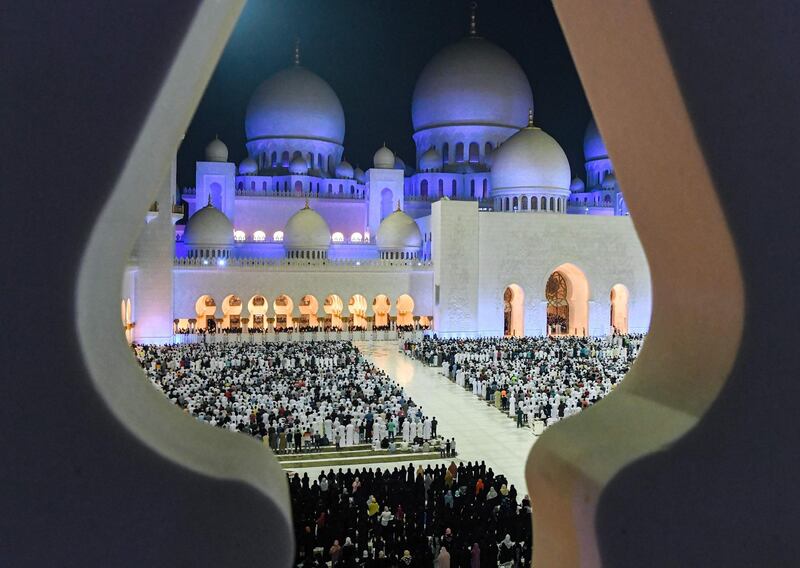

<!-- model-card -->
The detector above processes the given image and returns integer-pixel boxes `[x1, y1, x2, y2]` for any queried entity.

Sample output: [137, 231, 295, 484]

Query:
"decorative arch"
[272, 294, 293, 330]
[545, 263, 590, 336]
[610, 283, 630, 334]
[247, 294, 268, 329]
[323, 294, 344, 330]
[194, 294, 217, 330]
[372, 294, 391, 328]
[298, 294, 319, 328]
[380, 187, 393, 221]
[348, 294, 368, 330]
[396, 294, 415, 327]
[221, 294, 242, 329]
[504, 284, 525, 337]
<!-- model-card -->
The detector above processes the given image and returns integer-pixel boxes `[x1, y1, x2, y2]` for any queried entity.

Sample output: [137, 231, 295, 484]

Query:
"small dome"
[283, 202, 331, 250]
[289, 154, 309, 175]
[419, 147, 443, 172]
[602, 172, 617, 190]
[570, 177, 585, 192]
[394, 156, 406, 171]
[374, 144, 395, 169]
[584, 118, 608, 162]
[376, 207, 423, 251]
[490, 124, 571, 193]
[335, 159, 354, 179]
[354, 166, 365, 183]
[183, 201, 234, 247]
[238, 156, 257, 175]
[205, 137, 228, 162]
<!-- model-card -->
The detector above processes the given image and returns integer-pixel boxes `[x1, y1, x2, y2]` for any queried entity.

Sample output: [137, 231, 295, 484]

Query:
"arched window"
[421, 179, 429, 198]
[350, 232, 363, 243]
[484, 141, 493, 156]
[604, 194, 612, 204]
[504, 197, 510, 211]
[281, 151, 289, 166]
[331, 232, 344, 243]
[271, 151, 277, 167]
[541, 196, 547, 211]
[437, 179, 443, 197]
[468, 142, 480, 163]
[271, 230, 283, 242]
[294, 180, 303, 194]
[307, 152, 314, 167]
[455, 142, 464, 162]
[233, 230, 246, 242]
[338, 184, 343, 194]
[470, 179, 475, 198]
[482, 178, 488, 199]
[253, 230, 266, 242]
[250, 181, 255, 190]
[328, 183, 332, 194]
[237, 181, 243, 190]
[512, 196, 519, 210]
[451, 179, 457, 198]
[521, 196, 528, 210]
[550, 197, 555, 211]
[442, 142, 449, 164]
[262, 181, 267, 190]
[532, 198, 538, 211]
[318, 153, 323, 170]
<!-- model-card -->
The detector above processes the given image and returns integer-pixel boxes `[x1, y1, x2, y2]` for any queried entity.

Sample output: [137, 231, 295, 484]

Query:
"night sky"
[177, 0, 591, 188]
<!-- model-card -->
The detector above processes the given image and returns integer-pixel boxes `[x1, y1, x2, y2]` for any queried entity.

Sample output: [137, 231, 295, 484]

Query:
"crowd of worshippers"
[403, 334, 645, 428]
[290, 461, 531, 567]
[135, 341, 442, 453]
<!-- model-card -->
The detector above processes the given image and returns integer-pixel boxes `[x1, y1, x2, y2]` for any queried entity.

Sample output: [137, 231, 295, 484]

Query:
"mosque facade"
[123, 20, 651, 344]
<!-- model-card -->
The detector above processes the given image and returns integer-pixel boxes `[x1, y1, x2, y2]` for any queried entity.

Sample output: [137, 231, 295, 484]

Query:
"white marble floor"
[354, 341, 538, 494]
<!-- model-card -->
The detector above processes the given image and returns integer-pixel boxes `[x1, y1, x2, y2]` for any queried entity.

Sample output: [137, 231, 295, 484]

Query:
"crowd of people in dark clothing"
[290, 461, 531, 567]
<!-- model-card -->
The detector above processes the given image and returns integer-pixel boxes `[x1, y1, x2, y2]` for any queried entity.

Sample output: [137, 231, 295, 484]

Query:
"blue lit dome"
[288, 154, 309, 175]
[245, 66, 345, 145]
[335, 159, 354, 179]
[412, 37, 533, 132]
[570, 177, 585, 192]
[353, 166, 365, 183]
[374, 144, 395, 169]
[238, 156, 257, 175]
[584, 118, 608, 162]
[602, 172, 618, 190]
[419, 147, 442, 172]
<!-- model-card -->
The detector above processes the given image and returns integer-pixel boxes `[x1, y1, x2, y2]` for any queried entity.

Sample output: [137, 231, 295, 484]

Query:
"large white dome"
[584, 118, 608, 162]
[374, 144, 395, 169]
[491, 125, 571, 192]
[245, 66, 345, 145]
[205, 137, 228, 162]
[283, 202, 331, 251]
[183, 201, 234, 247]
[412, 37, 533, 132]
[376, 208, 423, 251]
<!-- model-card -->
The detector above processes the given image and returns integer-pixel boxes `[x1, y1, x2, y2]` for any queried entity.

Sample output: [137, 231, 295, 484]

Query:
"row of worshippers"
[135, 341, 442, 453]
[290, 461, 531, 567]
[403, 334, 645, 429]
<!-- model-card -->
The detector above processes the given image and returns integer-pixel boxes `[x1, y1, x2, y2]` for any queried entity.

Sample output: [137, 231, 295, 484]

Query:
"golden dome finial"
[396, 200, 402, 212]
[303, 197, 310, 209]
[528, 108, 535, 128]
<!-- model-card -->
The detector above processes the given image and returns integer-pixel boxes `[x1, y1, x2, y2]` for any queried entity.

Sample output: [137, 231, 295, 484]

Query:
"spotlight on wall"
[217, 259, 226, 267]
[202, 259, 209, 265]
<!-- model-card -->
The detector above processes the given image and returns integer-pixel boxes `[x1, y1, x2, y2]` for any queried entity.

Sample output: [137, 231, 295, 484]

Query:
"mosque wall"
[431, 200, 481, 333]
[231, 196, 368, 240]
[194, 161, 236, 220]
[172, 268, 434, 320]
[475, 212, 652, 336]
[366, 168, 404, 233]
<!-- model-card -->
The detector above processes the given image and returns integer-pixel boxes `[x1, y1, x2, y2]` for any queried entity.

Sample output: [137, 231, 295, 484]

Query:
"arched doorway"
[247, 294, 268, 330]
[545, 263, 590, 336]
[396, 294, 415, 328]
[194, 294, 217, 331]
[503, 284, 525, 337]
[221, 294, 242, 329]
[323, 294, 344, 330]
[299, 295, 319, 328]
[372, 294, 391, 329]
[380, 188, 393, 221]
[610, 284, 630, 334]
[348, 294, 368, 330]
[273, 294, 294, 330]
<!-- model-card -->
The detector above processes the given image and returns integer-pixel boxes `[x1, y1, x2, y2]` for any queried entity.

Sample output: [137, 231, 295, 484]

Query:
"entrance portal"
[503, 284, 525, 337]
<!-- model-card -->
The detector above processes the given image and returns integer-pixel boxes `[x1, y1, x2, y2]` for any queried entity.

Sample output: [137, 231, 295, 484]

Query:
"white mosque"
[123, 14, 650, 344]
